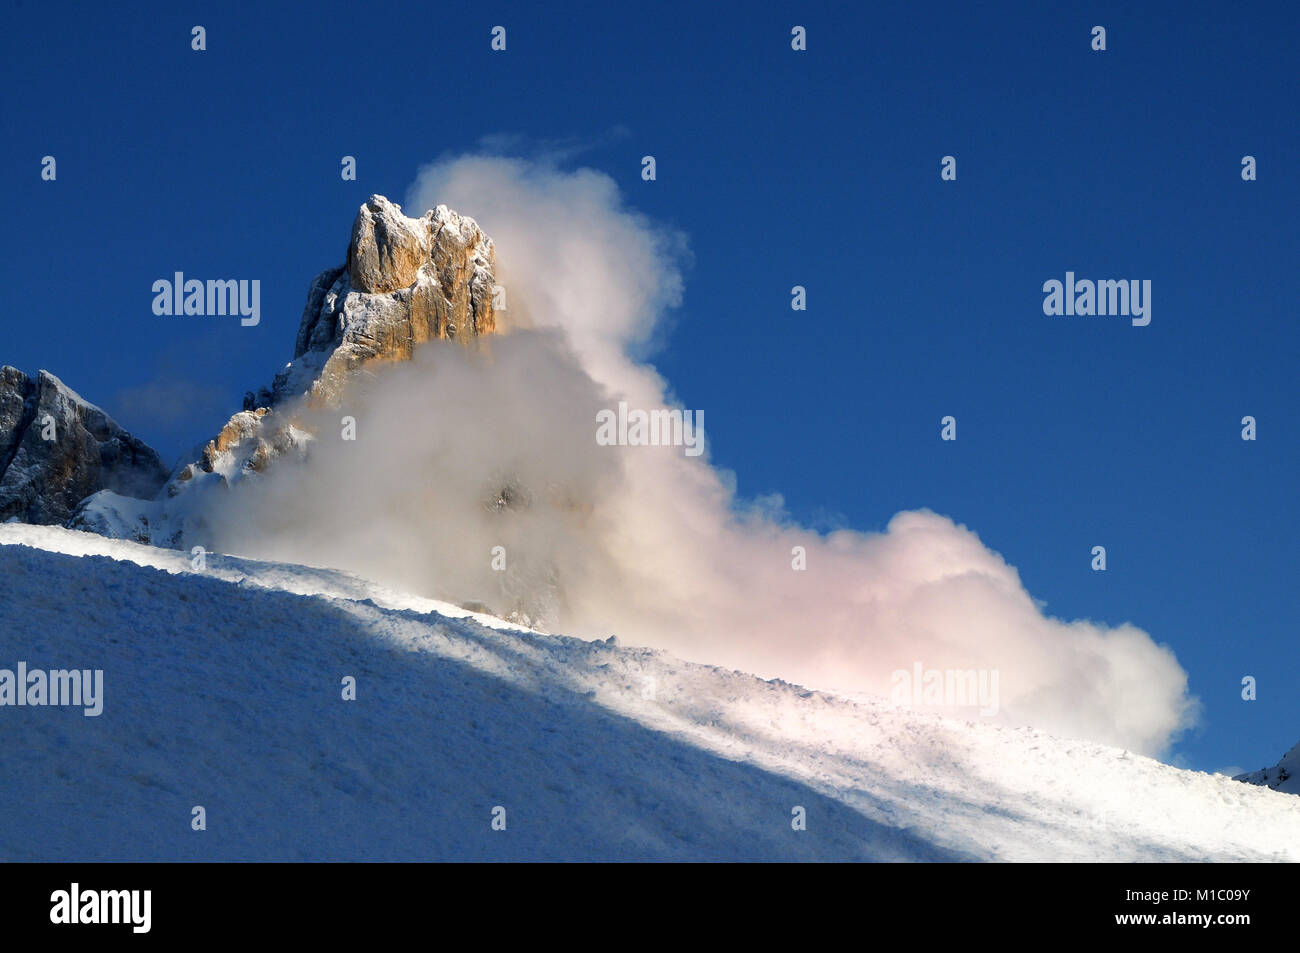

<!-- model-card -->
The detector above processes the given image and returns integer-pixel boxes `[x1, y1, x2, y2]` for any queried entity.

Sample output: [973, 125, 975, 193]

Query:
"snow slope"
[1, 524, 1297, 862]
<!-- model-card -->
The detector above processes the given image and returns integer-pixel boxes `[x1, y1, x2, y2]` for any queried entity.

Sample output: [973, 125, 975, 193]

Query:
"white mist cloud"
[205, 154, 1196, 757]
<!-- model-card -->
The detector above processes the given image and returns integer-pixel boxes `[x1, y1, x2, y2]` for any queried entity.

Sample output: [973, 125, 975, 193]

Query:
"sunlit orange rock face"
[186, 195, 499, 484]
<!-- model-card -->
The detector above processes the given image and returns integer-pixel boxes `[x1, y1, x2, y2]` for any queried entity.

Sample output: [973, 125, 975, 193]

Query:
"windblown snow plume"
[203, 154, 1196, 757]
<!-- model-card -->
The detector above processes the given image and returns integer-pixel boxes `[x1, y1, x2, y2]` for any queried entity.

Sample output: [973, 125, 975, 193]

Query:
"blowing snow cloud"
[203, 153, 1196, 757]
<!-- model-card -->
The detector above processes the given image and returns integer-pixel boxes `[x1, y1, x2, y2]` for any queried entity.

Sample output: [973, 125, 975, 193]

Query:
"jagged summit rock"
[347, 195, 432, 294]
[0, 367, 168, 525]
[271, 195, 496, 411]
[70, 195, 499, 543]
[193, 195, 497, 483]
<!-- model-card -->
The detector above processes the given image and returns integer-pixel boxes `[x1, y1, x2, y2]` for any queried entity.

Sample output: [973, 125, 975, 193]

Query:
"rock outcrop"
[71, 195, 498, 540]
[265, 194, 496, 411]
[1235, 739, 1299, 795]
[0, 367, 169, 525]
[193, 194, 496, 484]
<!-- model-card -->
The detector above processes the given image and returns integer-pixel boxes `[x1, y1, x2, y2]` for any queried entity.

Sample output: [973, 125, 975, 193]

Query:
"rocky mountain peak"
[266, 194, 497, 412]
[0, 367, 168, 525]
[68, 195, 501, 542]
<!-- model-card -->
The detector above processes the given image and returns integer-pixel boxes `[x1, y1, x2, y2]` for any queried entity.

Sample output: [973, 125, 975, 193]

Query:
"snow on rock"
[66, 490, 169, 545]
[1235, 740, 1300, 795]
[287, 197, 497, 410]
[2, 523, 1298, 862]
[71, 196, 498, 548]
[0, 367, 168, 525]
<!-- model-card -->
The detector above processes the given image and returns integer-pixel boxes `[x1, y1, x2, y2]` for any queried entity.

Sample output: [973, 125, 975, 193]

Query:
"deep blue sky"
[3, 1, 1296, 774]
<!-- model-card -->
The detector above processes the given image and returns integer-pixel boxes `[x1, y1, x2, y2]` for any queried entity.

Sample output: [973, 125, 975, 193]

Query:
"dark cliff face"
[0, 367, 169, 525]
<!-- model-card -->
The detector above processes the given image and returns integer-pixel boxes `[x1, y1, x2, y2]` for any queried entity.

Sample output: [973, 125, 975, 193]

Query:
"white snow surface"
[1, 523, 1297, 862]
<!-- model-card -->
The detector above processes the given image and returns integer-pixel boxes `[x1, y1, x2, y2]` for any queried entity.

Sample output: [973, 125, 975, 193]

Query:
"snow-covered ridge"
[1236, 740, 1300, 795]
[0, 523, 525, 633]
[2, 524, 1297, 862]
